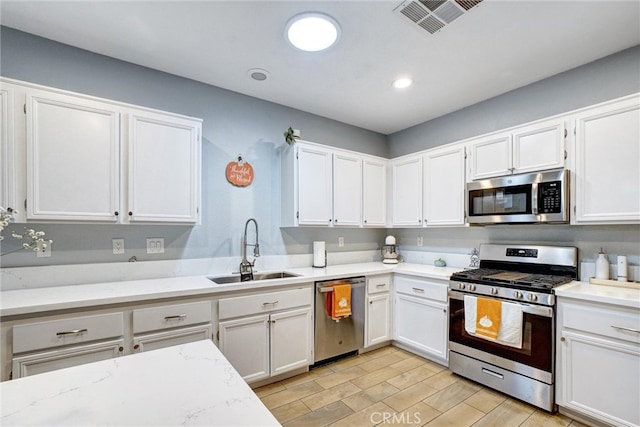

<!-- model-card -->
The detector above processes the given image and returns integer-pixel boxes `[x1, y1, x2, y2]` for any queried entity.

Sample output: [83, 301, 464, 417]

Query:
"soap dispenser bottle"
[595, 248, 609, 280]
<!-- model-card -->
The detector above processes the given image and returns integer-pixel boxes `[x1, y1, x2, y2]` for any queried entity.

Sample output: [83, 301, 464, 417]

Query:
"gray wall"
[0, 27, 388, 267]
[1, 27, 639, 269]
[388, 45, 640, 157]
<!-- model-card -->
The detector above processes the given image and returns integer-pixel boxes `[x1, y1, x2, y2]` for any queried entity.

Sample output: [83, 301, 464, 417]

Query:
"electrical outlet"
[146, 238, 165, 254]
[37, 242, 51, 258]
[112, 238, 125, 254]
[338, 237, 344, 247]
[417, 236, 423, 246]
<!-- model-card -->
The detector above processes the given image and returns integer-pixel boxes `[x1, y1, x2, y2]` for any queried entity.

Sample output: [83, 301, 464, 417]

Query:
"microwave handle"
[531, 182, 538, 215]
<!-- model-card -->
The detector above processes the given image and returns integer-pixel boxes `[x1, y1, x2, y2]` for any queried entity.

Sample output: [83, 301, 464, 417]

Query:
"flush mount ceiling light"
[285, 12, 340, 52]
[248, 68, 270, 81]
[393, 77, 413, 89]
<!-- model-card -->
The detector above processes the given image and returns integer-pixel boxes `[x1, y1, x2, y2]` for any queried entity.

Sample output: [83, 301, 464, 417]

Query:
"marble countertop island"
[0, 340, 280, 426]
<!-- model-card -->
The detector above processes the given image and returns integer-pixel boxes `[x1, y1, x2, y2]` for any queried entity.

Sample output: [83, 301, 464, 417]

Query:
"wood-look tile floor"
[254, 346, 589, 427]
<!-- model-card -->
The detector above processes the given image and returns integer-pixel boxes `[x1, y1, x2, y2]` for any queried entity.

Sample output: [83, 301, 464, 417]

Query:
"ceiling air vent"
[395, 0, 483, 35]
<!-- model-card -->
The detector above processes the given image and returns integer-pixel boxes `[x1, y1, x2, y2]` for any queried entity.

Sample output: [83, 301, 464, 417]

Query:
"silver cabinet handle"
[482, 368, 504, 379]
[164, 314, 187, 320]
[376, 283, 387, 287]
[611, 325, 640, 333]
[412, 287, 425, 293]
[56, 328, 88, 336]
[262, 301, 279, 306]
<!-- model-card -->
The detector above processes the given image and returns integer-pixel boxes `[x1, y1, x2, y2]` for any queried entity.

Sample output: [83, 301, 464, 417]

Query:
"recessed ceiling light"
[286, 12, 340, 52]
[393, 77, 413, 89]
[248, 68, 270, 81]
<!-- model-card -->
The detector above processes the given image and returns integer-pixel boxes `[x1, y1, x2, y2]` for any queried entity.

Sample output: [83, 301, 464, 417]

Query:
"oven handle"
[448, 290, 553, 318]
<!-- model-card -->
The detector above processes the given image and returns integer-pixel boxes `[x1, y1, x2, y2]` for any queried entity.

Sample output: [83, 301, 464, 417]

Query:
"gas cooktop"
[450, 268, 574, 291]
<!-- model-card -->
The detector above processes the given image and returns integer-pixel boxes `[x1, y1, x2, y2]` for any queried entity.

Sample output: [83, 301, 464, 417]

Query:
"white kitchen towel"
[464, 295, 524, 349]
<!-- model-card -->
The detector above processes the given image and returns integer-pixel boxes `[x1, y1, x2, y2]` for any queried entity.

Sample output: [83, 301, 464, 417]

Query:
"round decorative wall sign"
[226, 156, 254, 187]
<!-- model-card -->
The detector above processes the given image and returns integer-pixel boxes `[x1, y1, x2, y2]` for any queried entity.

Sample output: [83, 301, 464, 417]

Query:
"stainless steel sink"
[208, 271, 300, 284]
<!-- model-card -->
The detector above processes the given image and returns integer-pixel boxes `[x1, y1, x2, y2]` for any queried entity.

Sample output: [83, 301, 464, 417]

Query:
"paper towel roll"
[313, 241, 326, 268]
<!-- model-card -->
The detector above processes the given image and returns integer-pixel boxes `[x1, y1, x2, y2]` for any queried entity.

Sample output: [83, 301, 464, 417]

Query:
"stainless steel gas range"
[448, 244, 578, 412]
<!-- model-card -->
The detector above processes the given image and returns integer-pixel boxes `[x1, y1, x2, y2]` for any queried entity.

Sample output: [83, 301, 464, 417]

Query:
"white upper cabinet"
[573, 95, 640, 224]
[9, 79, 202, 224]
[127, 110, 200, 223]
[0, 83, 17, 215]
[281, 140, 387, 227]
[297, 143, 333, 226]
[391, 155, 423, 227]
[333, 151, 362, 226]
[468, 118, 566, 180]
[423, 143, 466, 226]
[26, 89, 121, 222]
[362, 157, 387, 227]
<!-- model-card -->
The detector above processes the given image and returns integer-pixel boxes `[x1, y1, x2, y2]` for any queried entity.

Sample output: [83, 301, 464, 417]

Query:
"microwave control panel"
[538, 181, 562, 213]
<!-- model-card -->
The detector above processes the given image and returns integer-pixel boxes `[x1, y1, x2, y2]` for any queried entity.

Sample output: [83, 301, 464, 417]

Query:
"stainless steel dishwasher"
[313, 276, 366, 365]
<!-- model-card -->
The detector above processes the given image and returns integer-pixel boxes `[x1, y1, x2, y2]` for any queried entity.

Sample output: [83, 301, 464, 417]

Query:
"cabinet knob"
[134, 344, 140, 350]
[114, 211, 119, 216]
[560, 337, 565, 342]
[335, 219, 338, 223]
[418, 219, 422, 223]
[128, 211, 133, 216]
[118, 346, 124, 352]
[369, 301, 373, 304]
[364, 219, 367, 223]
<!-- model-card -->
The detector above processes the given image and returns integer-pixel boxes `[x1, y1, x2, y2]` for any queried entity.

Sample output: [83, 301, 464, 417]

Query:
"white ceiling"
[1, 0, 639, 134]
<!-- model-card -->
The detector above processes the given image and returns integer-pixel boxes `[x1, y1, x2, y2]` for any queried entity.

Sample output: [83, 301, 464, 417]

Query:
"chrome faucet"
[240, 218, 260, 281]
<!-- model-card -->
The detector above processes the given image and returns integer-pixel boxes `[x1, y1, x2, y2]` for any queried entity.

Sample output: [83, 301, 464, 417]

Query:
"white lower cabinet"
[11, 312, 125, 379]
[365, 275, 392, 348]
[393, 275, 448, 365]
[557, 298, 640, 426]
[217, 287, 313, 384]
[132, 301, 212, 353]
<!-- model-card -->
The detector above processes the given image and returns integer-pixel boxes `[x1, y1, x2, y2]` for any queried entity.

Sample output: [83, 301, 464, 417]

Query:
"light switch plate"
[338, 237, 344, 247]
[146, 238, 165, 254]
[112, 238, 125, 254]
[417, 236, 424, 246]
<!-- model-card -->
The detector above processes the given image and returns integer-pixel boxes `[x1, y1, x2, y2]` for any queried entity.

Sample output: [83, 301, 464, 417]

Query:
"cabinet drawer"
[133, 324, 212, 353]
[12, 339, 124, 379]
[394, 276, 447, 302]
[368, 275, 391, 294]
[561, 301, 640, 344]
[218, 287, 312, 320]
[13, 313, 124, 354]
[133, 301, 211, 334]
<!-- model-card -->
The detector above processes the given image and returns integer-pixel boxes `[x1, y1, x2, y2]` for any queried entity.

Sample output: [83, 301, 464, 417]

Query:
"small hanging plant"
[283, 127, 297, 146]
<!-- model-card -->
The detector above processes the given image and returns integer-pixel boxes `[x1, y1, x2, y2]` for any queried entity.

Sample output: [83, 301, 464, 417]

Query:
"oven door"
[448, 290, 554, 383]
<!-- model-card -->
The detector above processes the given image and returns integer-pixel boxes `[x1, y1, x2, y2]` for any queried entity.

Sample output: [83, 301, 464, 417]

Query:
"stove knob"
[457, 282, 466, 290]
[528, 293, 538, 302]
[469, 284, 476, 291]
[490, 287, 498, 295]
[514, 290, 523, 299]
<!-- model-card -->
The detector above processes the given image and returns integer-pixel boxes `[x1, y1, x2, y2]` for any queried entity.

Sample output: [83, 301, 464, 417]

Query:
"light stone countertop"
[555, 280, 640, 309]
[0, 339, 280, 426]
[0, 262, 458, 318]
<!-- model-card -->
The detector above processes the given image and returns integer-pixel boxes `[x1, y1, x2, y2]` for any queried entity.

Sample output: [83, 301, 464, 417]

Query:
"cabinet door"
[391, 156, 423, 226]
[333, 152, 362, 226]
[366, 293, 391, 347]
[133, 324, 212, 353]
[468, 133, 511, 180]
[559, 331, 640, 426]
[0, 85, 16, 213]
[512, 119, 565, 174]
[297, 144, 333, 225]
[26, 90, 120, 221]
[12, 340, 124, 379]
[218, 314, 270, 383]
[362, 158, 387, 227]
[394, 293, 447, 363]
[423, 145, 465, 226]
[574, 97, 640, 223]
[270, 308, 312, 376]
[127, 111, 201, 223]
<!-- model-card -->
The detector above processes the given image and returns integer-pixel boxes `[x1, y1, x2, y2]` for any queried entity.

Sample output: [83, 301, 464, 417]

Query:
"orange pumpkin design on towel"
[475, 297, 502, 339]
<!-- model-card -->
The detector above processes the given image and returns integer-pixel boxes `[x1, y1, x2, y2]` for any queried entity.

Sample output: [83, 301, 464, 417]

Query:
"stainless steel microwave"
[467, 169, 569, 224]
